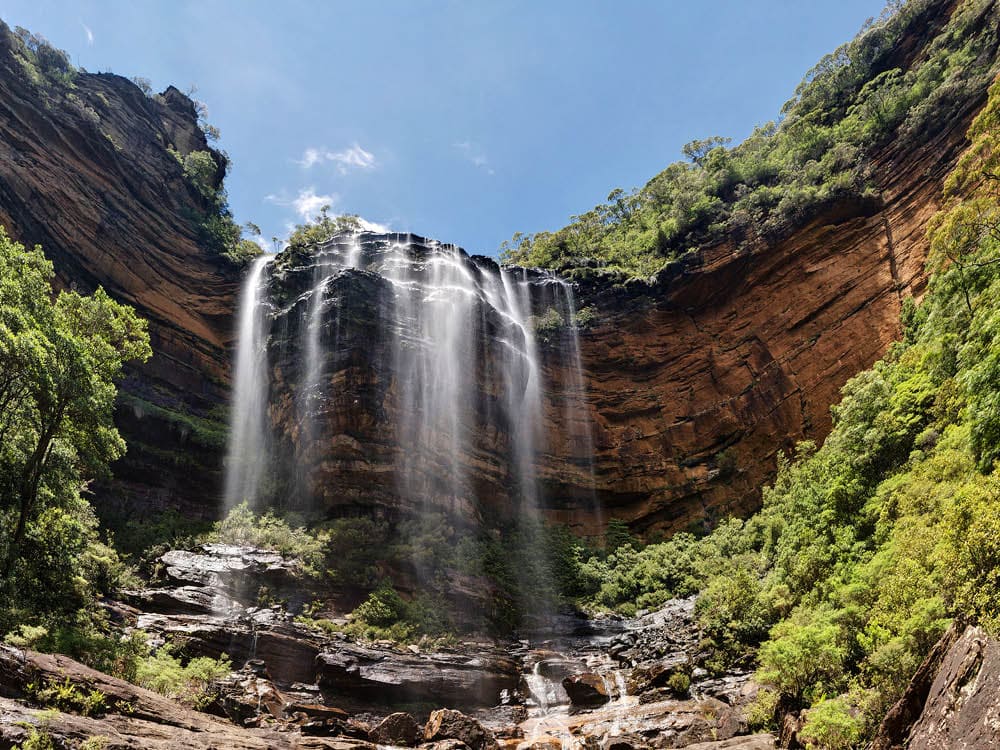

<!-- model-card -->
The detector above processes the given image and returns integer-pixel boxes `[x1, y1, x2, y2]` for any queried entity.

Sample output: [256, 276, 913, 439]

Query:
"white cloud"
[266, 187, 339, 220]
[265, 188, 390, 235]
[297, 143, 377, 174]
[292, 187, 338, 220]
[81, 22, 94, 46]
[454, 141, 494, 175]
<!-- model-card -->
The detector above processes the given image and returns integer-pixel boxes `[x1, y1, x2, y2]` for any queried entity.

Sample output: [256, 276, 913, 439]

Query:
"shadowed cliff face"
[0, 22, 241, 526]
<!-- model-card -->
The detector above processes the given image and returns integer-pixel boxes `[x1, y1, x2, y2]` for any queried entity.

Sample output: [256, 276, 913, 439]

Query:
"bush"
[134, 646, 232, 709]
[203, 502, 327, 574]
[26, 676, 107, 716]
[182, 150, 220, 201]
[756, 614, 847, 707]
[800, 696, 864, 750]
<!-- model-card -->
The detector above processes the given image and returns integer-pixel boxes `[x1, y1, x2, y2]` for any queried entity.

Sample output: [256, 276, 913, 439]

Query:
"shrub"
[203, 502, 327, 573]
[182, 150, 220, 201]
[26, 676, 107, 716]
[134, 646, 232, 709]
[800, 696, 864, 750]
[756, 614, 847, 708]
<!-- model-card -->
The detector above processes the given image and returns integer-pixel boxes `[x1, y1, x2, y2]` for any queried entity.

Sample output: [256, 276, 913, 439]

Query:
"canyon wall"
[0, 6, 993, 540]
[548, 92, 984, 537]
[0, 22, 240, 528]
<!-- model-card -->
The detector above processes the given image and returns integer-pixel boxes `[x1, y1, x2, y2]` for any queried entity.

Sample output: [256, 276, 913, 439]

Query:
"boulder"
[371, 712, 421, 746]
[679, 736, 776, 749]
[900, 625, 1000, 749]
[424, 709, 499, 750]
[561, 673, 611, 706]
[316, 644, 519, 708]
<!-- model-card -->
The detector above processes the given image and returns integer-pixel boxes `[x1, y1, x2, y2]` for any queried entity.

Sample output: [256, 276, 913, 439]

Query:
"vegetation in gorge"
[0, 230, 232, 722]
[502, 0, 1000, 280]
[0, 227, 151, 666]
[0, 232, 229, 712]
[563, 71, 1000, 745]
[204, 501, 590, 637]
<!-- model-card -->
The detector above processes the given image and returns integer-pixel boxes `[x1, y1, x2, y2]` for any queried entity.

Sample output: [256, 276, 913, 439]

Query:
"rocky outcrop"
[883, 625, 1000, 749]
[315, 643, 521, 709]
[870, 621, 965, 750]
[0, 21, 240, 531]
[0, 646, 289, 749]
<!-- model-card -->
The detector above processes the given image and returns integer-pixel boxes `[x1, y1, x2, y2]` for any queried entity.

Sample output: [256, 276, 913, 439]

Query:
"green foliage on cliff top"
[502, 0, 1000, 279]
[581, 71, 1000, 741]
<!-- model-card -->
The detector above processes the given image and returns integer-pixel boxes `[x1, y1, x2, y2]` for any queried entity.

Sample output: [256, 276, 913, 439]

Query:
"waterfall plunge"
[223, 253, 274, 511]
[223, 234, 596, 620]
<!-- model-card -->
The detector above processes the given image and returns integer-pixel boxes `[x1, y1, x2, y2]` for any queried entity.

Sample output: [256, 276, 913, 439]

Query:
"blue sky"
[1, 1, 887, 256]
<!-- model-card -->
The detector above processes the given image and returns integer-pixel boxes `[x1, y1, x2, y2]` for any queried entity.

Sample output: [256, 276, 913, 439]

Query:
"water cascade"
[223, 253, 275, 511]
[223, 232, 596, 621]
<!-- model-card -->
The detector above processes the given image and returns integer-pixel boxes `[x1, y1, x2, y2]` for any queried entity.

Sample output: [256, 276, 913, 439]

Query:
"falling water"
[555, 280, 597, 499]
[224, 253, 275, 511]
[224, 233, 595, 620]
[383, 242, 480, 516]
[298, 236, 361, 468]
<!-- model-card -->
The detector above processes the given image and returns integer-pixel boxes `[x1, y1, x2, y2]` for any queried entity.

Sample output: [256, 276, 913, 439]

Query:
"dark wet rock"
[680, 736, 776, 749]
[603, 733, 648, 750]
[424, 709, 499, 750]
[871, 621, 964, 750]
[562, 673, 611, 706]
[897, 624, 1000, 749]
[316, 643, 519, 708]
[289, 703, 351, 722]
[534, 655, 586, 682]
[137, 611, 324, 686]
[301, 717, 372, 739]
[370, 712, 421, 746]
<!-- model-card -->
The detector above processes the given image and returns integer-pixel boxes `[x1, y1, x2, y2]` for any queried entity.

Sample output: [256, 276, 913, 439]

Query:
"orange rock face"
[538, 91, 986, 538]
[0, 23, 240, 524]
[0, 9, 990, 542]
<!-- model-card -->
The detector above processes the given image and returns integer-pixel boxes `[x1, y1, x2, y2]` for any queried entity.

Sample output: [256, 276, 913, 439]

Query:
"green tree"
[0, 227, 151, 580]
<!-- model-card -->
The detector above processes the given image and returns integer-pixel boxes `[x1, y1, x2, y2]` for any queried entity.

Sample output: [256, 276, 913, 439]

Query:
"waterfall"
[224, 253, 275, 511]
[223, 233, 596, 622]
[384, 241, 480, 516]
[297, 235, 361, 490]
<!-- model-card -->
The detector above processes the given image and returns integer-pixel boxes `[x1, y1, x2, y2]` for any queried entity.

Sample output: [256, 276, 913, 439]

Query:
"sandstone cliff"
[0, 4, 994, 542]
[555, 100, 982, 537]
[0, 22, 240, 532]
